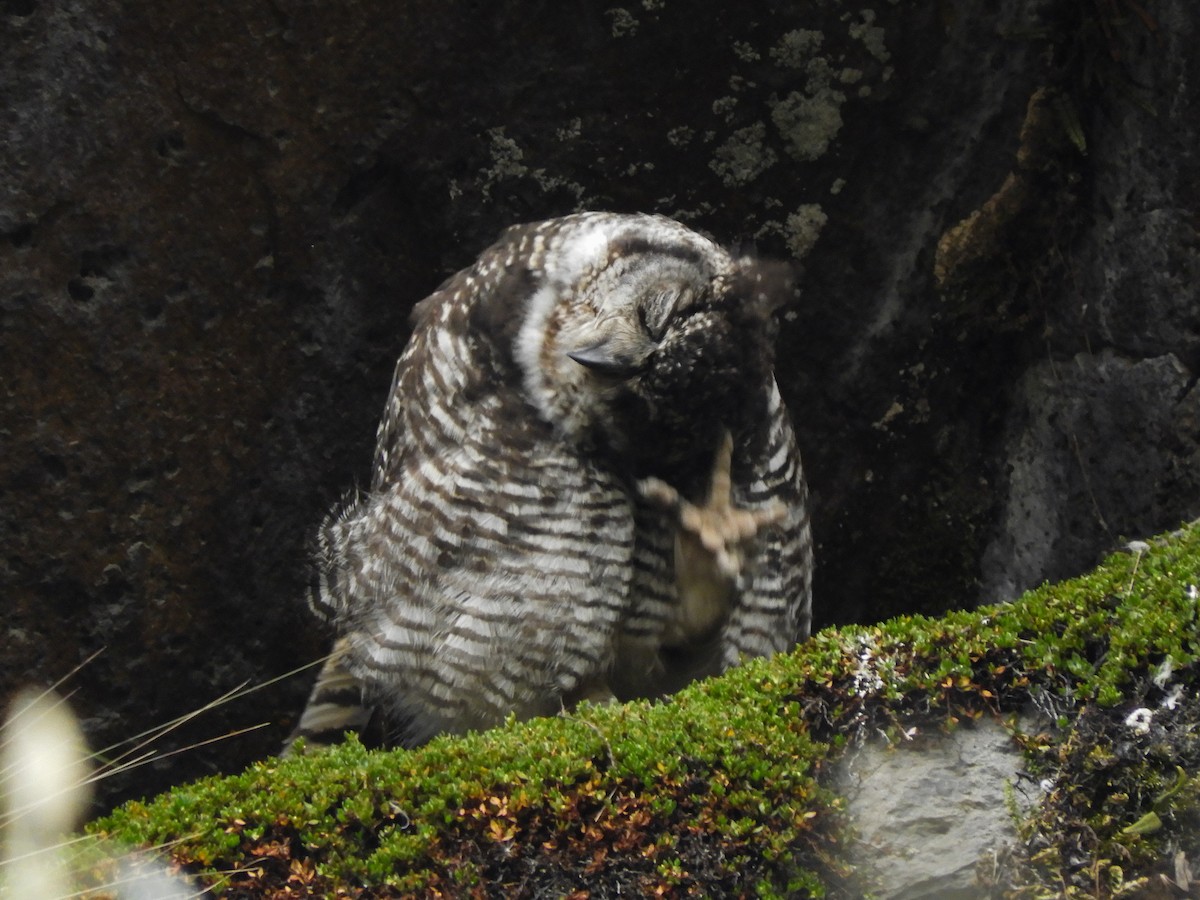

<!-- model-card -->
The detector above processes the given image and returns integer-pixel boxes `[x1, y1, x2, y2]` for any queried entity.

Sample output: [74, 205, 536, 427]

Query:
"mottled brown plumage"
[288, 212, 813, 751]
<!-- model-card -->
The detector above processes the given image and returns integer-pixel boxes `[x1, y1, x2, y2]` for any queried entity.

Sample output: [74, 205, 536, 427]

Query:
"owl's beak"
[567, 331, 653, 377]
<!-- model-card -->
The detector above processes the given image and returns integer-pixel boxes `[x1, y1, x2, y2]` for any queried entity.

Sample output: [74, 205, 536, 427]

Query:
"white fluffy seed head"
[1, 689, 92, 897]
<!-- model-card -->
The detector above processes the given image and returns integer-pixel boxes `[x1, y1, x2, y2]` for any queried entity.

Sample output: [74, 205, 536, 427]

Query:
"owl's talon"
[661, 430, 784, 581]
[637, 477, 681, 510]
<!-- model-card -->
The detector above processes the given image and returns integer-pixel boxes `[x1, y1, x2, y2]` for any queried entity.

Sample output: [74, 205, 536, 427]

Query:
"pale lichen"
[754, 203, 828, 261]
[555, 118, 582, 142]
[709, 122, 777, 186]
[848, 8, 890, 64]
[479, 128, 528, 199]
[666, 125, 695, 147]
[732, 40, 760, 63]
[711, 96, 738, 120]
[770, 29, 825, 69]
[769, 88, 845, 162]
[479, 127, 586, 206]
[605, 7, 639, 37]
[784, 204, 829, 258]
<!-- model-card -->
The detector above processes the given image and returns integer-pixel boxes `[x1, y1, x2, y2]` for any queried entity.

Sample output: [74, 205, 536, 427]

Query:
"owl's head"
[514, 213, 793, 481]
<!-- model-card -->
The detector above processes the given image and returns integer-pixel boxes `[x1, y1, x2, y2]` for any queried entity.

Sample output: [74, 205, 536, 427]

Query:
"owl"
[286, 212, 813, 751]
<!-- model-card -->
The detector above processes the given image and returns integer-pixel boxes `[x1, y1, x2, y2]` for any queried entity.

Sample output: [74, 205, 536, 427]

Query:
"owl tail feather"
[281, 637, 375, 755]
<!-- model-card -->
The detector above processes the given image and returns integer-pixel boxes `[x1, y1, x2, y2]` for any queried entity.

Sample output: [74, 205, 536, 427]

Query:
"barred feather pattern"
[289, 212, 813, 751]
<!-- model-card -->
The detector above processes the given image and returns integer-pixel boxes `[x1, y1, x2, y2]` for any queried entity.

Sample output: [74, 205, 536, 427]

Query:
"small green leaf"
[1122, 811, 1161, 835]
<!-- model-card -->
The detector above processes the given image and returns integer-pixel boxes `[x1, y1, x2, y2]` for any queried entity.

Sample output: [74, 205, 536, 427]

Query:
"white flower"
[1124, 707, 1154, 735]
[1163, 684, 1185, 711]
[1153, 656, 1175, 688]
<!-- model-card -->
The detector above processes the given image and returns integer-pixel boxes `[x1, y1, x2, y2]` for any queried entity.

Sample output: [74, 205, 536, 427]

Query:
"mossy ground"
[96, 522, 1200, 898]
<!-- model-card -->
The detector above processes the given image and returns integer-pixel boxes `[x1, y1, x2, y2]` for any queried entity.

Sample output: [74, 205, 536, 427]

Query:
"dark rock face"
[2, 0, 1198, 806]
[978, 0, 1200, 602]
[981, 352, 1200, 602]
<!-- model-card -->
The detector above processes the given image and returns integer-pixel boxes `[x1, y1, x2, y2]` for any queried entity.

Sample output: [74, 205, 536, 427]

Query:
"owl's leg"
[638, 431, 785, 647]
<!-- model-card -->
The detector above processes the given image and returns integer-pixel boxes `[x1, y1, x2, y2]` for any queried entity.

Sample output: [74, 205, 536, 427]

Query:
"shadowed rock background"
[2, 0, 1198, 808]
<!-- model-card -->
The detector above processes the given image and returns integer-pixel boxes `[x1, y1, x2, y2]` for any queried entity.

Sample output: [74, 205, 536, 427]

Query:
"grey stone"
[836, 720, 1041, 899]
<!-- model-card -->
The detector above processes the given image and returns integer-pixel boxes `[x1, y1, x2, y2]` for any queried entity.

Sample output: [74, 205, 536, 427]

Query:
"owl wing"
[343, 434, 635, 743]
[721, 377, 813, 664]
[316, 312, 638, 742]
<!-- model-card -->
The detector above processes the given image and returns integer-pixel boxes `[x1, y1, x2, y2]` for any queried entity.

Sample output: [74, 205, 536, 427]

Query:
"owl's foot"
[639, 431, 785, 579]
[638, 431, 785, 644]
